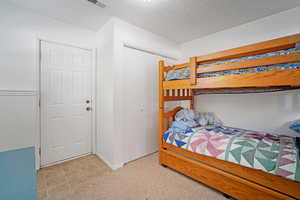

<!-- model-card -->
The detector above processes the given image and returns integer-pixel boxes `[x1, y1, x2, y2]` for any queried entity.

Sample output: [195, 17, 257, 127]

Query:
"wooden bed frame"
[158, 34, 300, 200]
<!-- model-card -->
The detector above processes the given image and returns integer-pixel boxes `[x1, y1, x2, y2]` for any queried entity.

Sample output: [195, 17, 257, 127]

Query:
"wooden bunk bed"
[158, 34, 300, 200]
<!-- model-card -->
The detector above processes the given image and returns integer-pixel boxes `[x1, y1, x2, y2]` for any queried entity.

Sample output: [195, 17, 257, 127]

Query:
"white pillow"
[273, 120, 300, 137]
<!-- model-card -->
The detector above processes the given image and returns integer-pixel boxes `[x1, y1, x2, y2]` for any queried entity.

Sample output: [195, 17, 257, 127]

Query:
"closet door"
[122, 47, 174, 163]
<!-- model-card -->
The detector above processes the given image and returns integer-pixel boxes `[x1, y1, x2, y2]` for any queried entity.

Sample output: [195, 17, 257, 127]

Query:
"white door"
[122, 47, 175, 163]
[40, 41, 93, 166]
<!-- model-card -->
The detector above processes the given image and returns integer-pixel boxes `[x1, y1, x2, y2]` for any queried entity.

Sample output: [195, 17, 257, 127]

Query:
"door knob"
[86, 100, 90, 104]
[86, 107, 91, 111]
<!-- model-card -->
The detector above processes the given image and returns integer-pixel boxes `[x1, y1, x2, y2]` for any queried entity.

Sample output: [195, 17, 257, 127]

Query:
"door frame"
[35, 37, 97, 169]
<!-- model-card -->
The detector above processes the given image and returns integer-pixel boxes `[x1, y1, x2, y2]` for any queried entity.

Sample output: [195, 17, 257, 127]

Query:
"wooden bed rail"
[196, 69, 300, 89]
[196, 33, 300, 64]
[197, 52, 300, 74]
[164, 63, 189, 72]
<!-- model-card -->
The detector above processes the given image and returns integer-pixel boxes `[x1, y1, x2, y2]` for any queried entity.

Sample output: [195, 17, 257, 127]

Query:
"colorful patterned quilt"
[164, 125, 300, 182]
[165, 45, 300, 81]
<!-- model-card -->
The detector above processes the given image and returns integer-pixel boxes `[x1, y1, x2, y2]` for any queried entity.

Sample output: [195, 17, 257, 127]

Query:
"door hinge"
[39, 148, 41, 156]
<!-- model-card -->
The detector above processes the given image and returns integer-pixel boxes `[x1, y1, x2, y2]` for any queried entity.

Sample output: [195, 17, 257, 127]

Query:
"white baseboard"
[96, 153, 124, 170]
[40, 153, 92, 168]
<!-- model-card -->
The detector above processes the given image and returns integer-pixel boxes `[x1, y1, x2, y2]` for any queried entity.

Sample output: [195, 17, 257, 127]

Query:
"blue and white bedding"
[290, 120, 300, 134]
[165, 67, 190, 81]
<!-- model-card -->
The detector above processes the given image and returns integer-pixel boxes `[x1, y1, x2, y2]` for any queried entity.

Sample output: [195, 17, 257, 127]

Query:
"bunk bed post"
[190, 57, 197, 85]
[190, 89, 195, 109]
[158, 60, 165, 163]
[189, 56, 197, 109]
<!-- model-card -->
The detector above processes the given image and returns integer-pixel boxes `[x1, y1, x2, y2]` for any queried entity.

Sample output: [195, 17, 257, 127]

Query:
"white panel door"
[40, 41, 92, 166]
[122, 47, 176, 163]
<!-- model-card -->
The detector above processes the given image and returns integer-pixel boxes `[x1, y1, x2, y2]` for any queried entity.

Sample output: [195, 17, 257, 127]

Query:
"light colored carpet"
[38, 153, 227, 200]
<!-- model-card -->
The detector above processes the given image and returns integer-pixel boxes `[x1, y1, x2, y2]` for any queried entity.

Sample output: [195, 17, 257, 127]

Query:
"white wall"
[181, 7, 300, 58]
[113, 18, 181, 61]
[0, 1, 96, 164]
[0, 2, 96, 91]
[181, 7, 300, 133]
[95, 19, 117, 169]
[194, 91, 300, 133]
[0, 92, 37, 152]
[96, 18, 181, 169]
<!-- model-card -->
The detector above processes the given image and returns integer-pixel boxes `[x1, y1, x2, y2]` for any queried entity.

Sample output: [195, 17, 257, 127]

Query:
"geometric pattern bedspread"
[164, 125, 300, 182]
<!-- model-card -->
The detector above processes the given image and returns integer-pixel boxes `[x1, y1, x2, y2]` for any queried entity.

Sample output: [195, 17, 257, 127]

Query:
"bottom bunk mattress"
[163, 125, 300, 182]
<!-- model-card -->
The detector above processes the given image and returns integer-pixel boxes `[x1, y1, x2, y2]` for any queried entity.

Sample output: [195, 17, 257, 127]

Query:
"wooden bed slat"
[163, 143, 300, 199]
[191, 86, 300, 92]
[163, 96, 192, 101]
[197, 52, 300, 74]
[196, 33, 300, 63]
[172, 89, 176, 96]
[164, 63, 189, 72]
[163, 79, 191, 89]
[194, 68, 300, 89]
[165, 89, 169, 96]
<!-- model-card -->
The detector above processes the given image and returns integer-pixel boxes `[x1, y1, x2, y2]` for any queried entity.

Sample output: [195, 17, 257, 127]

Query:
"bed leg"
[223, 193, 233, 199]
[161, 164, 168, 168]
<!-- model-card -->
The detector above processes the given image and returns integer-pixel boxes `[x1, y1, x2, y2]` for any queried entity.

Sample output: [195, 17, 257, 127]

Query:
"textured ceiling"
[6, 0, 300, 43]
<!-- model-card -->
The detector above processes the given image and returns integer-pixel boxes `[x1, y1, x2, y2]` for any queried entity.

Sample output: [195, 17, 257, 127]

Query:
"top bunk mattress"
[165, 44, 300, 81]
[163, 124, 300, 182]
